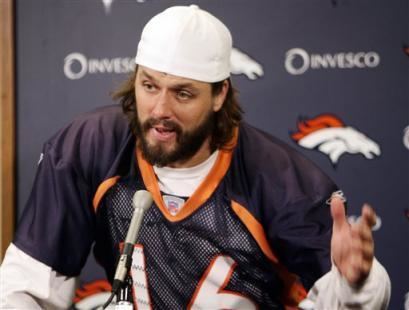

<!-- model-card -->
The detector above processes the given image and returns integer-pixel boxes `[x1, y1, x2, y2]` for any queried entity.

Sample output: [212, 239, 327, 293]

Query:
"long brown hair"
[112, 66, 243, 151]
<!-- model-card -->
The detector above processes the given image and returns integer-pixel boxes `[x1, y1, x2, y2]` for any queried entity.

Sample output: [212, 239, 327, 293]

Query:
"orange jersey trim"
[93, 176, 121, 211]
[231, 201, 279, 263]
[231, 201, 307, 307]
[136, 128, 238, 222]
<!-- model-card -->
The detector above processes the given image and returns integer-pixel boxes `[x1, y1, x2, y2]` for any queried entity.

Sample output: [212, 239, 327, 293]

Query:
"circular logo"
[285, 48, 310, 75]
[404, 126, 409, 150]
[364, 52, 380, 68]
[64, 53, 87, 80]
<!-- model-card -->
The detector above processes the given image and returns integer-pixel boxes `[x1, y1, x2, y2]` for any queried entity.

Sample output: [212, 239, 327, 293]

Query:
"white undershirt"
[153, 150, 219, 197]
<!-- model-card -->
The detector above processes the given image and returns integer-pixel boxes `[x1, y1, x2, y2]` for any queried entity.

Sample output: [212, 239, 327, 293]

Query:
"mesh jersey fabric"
[95, 176, 284, 308]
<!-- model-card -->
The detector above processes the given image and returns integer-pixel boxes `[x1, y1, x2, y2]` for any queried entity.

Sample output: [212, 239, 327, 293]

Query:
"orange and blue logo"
[290, 114, 381, 166]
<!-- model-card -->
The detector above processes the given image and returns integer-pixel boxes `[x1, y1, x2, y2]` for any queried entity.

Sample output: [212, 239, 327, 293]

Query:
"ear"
[212, 80, 229, 112]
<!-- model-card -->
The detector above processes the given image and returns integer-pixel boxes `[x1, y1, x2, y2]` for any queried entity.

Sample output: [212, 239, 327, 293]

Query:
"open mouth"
[151, 125, 177, 141]
[142, 118, 181, 143]
[154, 126, 174, 134]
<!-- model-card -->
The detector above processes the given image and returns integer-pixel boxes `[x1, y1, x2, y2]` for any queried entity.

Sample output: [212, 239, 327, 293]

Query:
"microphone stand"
[101, 190, 153, 309]
[101, 276, 134, 309]
[115, 276, 133, 309]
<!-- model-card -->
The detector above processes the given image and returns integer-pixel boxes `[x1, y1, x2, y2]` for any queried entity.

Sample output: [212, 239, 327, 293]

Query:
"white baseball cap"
[135, 5, 232, 83]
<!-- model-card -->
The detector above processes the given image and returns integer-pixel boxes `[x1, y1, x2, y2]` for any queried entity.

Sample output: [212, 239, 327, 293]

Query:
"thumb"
[330, 196, 347, 231]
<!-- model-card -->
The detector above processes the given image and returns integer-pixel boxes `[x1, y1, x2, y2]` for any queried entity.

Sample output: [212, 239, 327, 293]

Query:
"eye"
[176, 90, 193, 101]
[142, 82, 156, 92]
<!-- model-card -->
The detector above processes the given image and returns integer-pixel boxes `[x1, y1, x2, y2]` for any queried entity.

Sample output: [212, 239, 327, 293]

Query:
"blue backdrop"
[15, 0, 408, 308]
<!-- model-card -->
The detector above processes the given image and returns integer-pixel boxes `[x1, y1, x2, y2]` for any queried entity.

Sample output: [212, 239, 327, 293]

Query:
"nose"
[151, 90, 172, 118]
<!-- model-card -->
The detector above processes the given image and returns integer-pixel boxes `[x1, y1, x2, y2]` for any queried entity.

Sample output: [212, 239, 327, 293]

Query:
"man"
[0, 5, 390, 309]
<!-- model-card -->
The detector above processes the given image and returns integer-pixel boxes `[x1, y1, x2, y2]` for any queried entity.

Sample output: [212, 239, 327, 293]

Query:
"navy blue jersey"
[14, 105, 338, 308]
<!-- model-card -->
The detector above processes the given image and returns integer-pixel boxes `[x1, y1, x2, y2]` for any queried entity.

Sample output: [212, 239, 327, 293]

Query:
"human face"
[134, 66, 228, 168]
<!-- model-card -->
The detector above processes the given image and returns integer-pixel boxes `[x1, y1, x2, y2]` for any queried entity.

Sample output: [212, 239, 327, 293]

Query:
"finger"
[330, 196, 347, 231]
[352, 224, 374, 262]
[358, 221, 374, 243]
[350, 244, 373, 284]
[351, 224, 374, 263]
[361, 241, 374, 262]
[346, 226, 364, 283]
[346, 250, 362, 284]
[351, 225, 363, 253]
[361, 204, 377, 228]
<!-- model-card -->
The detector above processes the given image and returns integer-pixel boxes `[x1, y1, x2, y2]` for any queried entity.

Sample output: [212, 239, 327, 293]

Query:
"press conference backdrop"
[16, 0, 408, 308]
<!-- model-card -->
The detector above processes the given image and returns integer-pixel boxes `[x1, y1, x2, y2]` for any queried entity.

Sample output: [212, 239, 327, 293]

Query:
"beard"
[135, 111, 215, 167]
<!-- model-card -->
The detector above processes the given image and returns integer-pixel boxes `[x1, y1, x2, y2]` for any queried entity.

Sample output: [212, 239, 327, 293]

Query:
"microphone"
[111, 190, 153, 294]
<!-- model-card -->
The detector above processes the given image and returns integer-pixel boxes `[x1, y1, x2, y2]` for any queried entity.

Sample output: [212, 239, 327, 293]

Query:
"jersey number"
[130, 245, 256, 309]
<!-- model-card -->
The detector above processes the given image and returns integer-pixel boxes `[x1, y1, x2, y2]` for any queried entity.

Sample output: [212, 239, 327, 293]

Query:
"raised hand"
[330, 195, 376, 286]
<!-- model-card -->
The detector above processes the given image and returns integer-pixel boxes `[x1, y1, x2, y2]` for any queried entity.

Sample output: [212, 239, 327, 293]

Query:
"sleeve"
[231, 124, 338, 290]
[0, 243, 77, 309]
[233, 124, 390, 308]
[257, 151, 337, 291]
[299, 259, 391, 310]
[13, 136, 96, 277]
[12, 106, 133, 278]
[269, 191, 335, 290]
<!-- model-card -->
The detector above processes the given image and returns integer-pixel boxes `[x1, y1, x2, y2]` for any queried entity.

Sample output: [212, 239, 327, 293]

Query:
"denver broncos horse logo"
[290, 114, 381, 166]
[230, 48, 264, 80]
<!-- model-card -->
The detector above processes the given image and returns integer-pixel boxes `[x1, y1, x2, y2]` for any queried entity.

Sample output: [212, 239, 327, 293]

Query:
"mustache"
[142, 118, 182, 134]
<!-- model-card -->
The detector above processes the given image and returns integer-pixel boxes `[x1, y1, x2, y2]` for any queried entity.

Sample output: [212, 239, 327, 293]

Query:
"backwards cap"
[135, 5, 232, 83]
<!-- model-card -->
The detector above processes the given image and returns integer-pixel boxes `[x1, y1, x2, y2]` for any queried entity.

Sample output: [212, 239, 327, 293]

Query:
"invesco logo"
[285, 48, 380, 75]
[64, 52, 135, 80]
